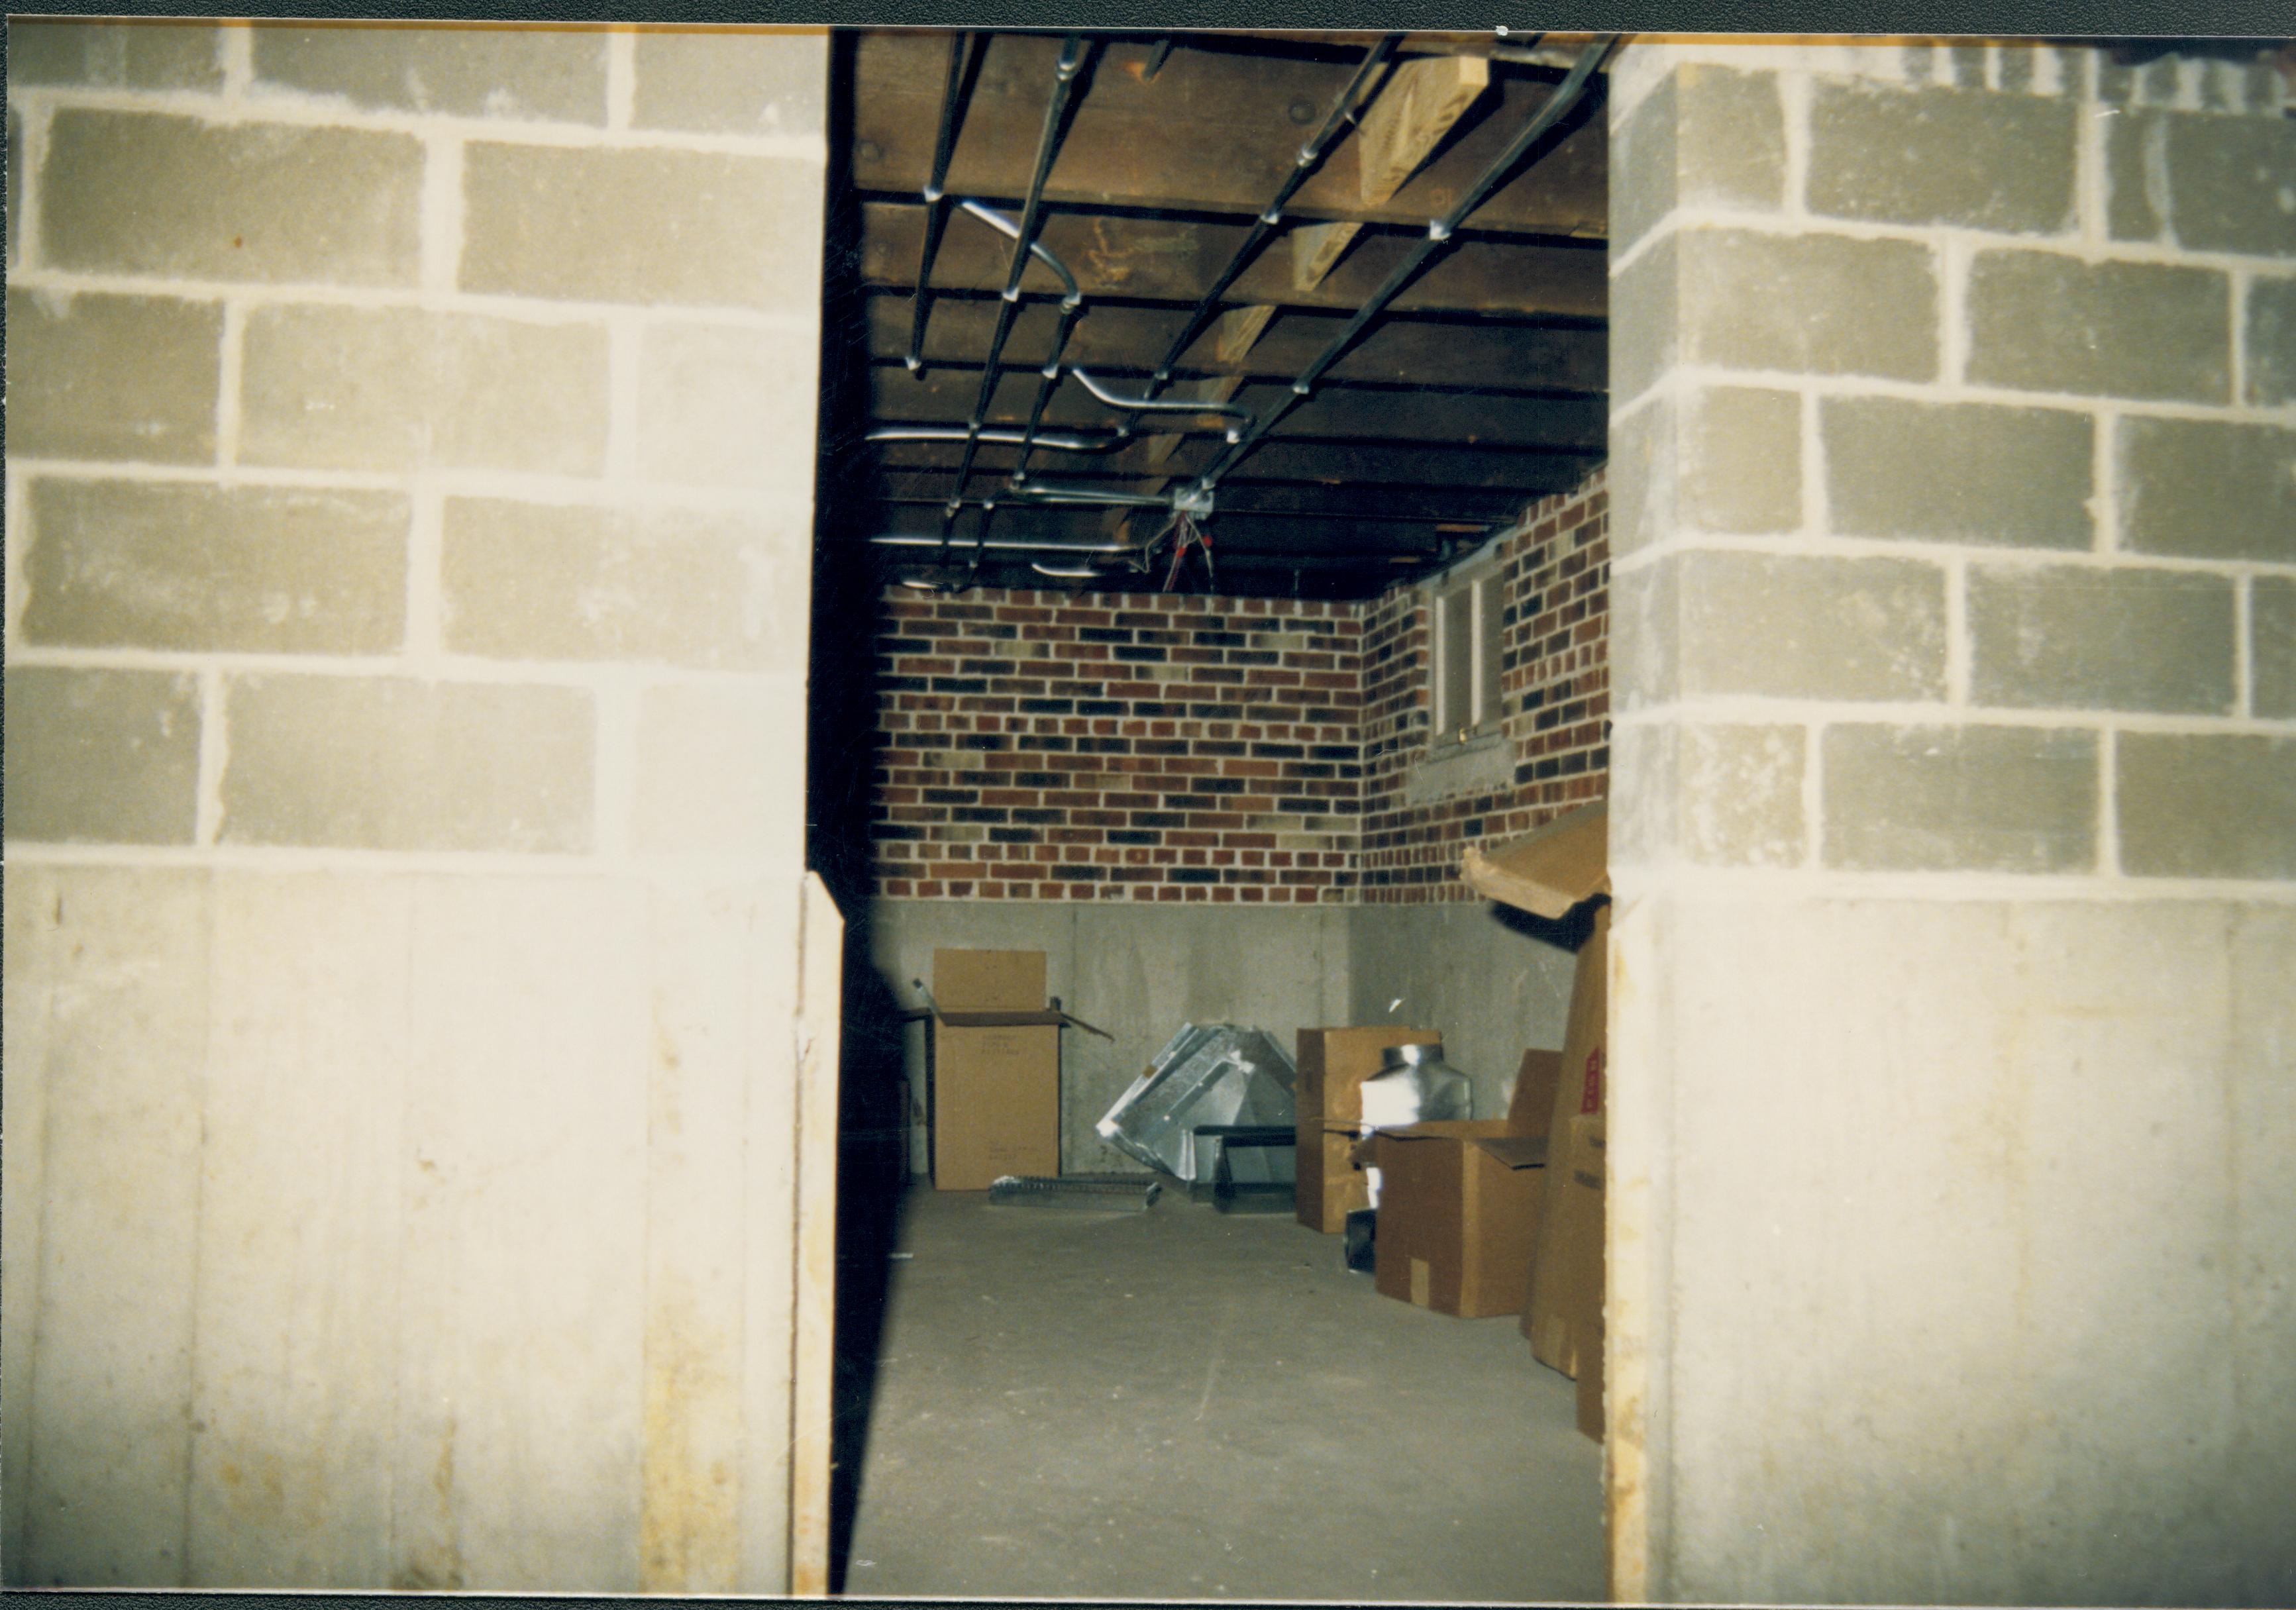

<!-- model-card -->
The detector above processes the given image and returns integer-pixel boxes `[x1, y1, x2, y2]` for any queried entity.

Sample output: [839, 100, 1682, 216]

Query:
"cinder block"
[250, 25, 607, 123]
[1807, 81, 2076, 234]
[239, 303, 608, 475]
[1604, 395, 1671, 559]
[1965, 251, 2230, 403]
[629, 680, 806, 859]
[2244, 275, 2296, 407]
[1823, 395, 2093, 547]
[7, 108, 20, 267]
[6, 19, 222, 90]
[2118, 734, 2296, 880]
[2105, 112, 2164, 242]
[1823, 723, 2097, 872]
[459, 142, 823, 308]
[1679, 227, 1940, 381]
[2253, 576, 2296, 719]
[221, 675, 592, 852]
[1683, 385, 1800, 533]
[5, 289, 221, 464]
[1609, 228, 1678, 403]
[1616, 720, 1804, 866]
[1610, 64, 1786, 250]
[636, 321, 818, 490]
[1967, 563, 2234, 713]
[2, 666, 202, 844]
[1665, 550, 1948, 703]
[441, 497, 809, 672]
[22, 478, 408, 654]
[631, 30, 827, 135]
[40, 111, 423, 286]
[2118, 417, 2296, 563]
[2159, 108, 2296, 258]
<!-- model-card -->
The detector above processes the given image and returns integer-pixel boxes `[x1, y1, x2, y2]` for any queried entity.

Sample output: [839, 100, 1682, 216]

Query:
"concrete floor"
[839, 1187, 1606, 1602]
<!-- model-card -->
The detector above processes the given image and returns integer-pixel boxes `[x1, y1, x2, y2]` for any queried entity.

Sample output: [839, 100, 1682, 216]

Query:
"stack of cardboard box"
[1359, 1046, 1561, 1318]
[1463, 801, 1610, 1440]
[923, 949, 1099, 1191]
[1293, 1027, 1443, 1234]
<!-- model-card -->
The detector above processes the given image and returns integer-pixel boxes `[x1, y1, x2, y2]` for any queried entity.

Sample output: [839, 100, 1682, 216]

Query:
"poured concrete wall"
[3, 21, 829, 1591]
[1604, 39, 2296, 1604]
[866, 899, 1352, 1173]
[872, 895, 1578, 1177]
[1345, 901, 1580, 1118]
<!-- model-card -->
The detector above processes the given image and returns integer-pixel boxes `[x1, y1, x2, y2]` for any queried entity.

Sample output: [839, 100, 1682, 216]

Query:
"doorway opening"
[805, 28, 1616, 1599]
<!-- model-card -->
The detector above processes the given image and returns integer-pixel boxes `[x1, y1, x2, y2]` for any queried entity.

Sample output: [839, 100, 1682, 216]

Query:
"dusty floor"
[839, 1186, 1606, 1602]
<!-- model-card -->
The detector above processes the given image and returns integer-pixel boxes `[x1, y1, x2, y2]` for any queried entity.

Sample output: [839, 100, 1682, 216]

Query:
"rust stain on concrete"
[394, 1415, 464, 1591]
[639, 1280, 741, 1593]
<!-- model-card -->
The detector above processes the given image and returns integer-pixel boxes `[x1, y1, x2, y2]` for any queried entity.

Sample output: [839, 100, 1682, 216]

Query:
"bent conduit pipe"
[866, 425, 1122, 453]
[1194, 34, 1614, 493]
[1114, 33, 1400, 436]
[1067, 368, 1253, 443]
[941, 33, 1092, 556]
[955, 199, 1091, 485]
[906, 30, 977, 375]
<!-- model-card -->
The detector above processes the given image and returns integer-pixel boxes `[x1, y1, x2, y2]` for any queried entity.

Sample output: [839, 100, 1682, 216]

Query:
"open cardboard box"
[1464, 800, 1610, 1395]
[1294, 1026, 1444, 1233]
[1365, 1046, 1563, 1319]
[923, 949, 1106, 1191]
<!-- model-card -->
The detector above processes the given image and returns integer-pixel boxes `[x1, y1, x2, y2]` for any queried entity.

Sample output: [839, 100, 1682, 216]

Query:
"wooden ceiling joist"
[851, 32, 1606, 239]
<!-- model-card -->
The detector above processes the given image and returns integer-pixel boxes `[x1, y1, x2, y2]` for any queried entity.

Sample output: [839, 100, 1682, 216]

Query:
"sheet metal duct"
[1096, 1023, 1298, 1182]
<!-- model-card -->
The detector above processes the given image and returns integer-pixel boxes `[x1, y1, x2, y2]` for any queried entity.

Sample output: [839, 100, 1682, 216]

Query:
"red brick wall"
[869, 468, 1608, 905]
[871, 593, 1361, 902]
[1361, 472, 1610, 903]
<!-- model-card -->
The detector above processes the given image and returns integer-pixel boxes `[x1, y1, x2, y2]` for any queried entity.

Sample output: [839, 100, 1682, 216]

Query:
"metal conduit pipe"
[874, 533, 1146, 554]
[1115, 33, 1400, 434]
[906, 31, 978, 375]
[953, 199, 1080, 303]
[1193, 34, 1613, 493]
[939, 33, 1092, 554]
[866, 425, 1122, 453]
[1068, 368, 1253, 443]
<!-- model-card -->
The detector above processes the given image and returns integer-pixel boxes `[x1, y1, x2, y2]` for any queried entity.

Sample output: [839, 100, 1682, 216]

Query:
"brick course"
[869, 473, 1611, 905]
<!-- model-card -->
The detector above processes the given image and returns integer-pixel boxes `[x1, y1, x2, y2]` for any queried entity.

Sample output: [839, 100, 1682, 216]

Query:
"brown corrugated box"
[1294, 1025, 1443, 1233]
[1367, 1047, 1561, 1319]
[925, 949, 1104, 1192]
[1465, 802, 1610, 1387]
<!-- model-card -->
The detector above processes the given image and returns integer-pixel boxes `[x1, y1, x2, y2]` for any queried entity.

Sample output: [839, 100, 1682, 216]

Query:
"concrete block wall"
[1602, 38, 2295, 1604]
[4, 21, 829, 1591]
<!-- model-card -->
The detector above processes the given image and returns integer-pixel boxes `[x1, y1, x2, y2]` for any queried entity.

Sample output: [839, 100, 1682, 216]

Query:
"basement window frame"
[1426, 544, 1506, 753]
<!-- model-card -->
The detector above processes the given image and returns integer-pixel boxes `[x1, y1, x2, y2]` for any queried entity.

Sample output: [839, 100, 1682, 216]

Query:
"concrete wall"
[870, 896, 1579, 1174]
[1604, 39, 2296, 1604]
[1345, 901, 1581, 1119]
[3, 21, 829, 1591]
[866, 899, 1351, 1174]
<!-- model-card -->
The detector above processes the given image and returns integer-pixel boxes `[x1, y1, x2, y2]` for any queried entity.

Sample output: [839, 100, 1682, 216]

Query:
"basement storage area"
[808, 28, 1619, 1601]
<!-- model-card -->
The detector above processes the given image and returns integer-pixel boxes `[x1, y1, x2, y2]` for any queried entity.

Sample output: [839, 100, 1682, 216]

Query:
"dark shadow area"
[804, 29, 913, 1595]
[1492, 889, 1604, 954]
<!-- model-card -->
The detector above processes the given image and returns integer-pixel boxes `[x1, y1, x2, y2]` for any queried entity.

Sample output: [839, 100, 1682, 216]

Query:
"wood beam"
[851, 32, 1606, 239]
[1295, 53, 1491, 292]
[860, 201, 1607, 321]
[860, 294, 1608, 395]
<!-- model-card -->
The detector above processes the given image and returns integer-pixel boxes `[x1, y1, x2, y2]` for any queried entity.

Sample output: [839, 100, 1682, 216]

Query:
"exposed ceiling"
[831, 29, 1612, 599]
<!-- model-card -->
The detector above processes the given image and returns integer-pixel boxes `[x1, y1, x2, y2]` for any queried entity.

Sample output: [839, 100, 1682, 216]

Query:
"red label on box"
[1581, 1046, 1604, 1115]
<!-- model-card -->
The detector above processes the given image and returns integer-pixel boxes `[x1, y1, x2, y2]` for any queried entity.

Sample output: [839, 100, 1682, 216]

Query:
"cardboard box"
[1464, 803, 1610, 1382]
[1369, 1048, 1561, 1319]
[1294, 1025, 1442, 1233]
[925, 949, 1103, 1192]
